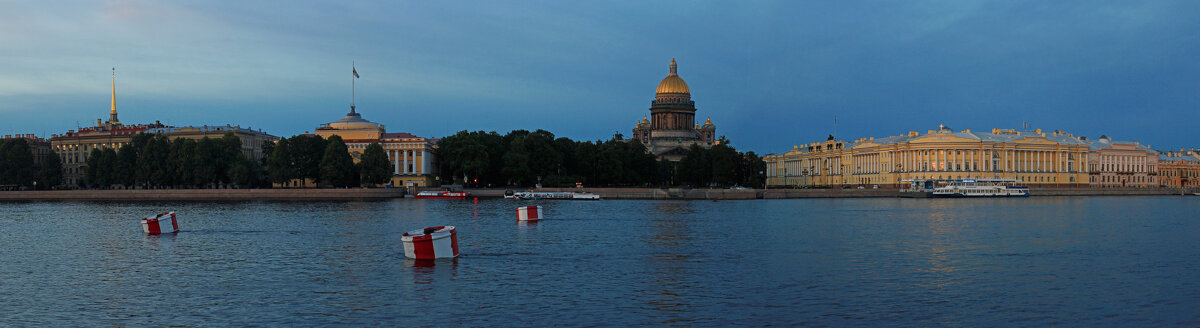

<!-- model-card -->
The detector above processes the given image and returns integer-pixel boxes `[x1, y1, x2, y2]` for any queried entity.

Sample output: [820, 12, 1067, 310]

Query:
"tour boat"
[930, 179, 1029, 197]
[514, 191, 601, 200]
[414, 191, 471, 199]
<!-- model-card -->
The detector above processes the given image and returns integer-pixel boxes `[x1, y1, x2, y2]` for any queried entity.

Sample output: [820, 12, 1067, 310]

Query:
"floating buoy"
[142, 212, 179, 234]
[516, 206, 542, 221]
[401, 226, 459, 259]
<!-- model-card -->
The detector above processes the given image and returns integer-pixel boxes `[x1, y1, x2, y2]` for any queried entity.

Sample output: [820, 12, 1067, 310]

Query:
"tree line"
[3, 129, 766, 190]
[83, 133, 264, 189]
[436, 129, 765, 188]
[263, 134, 393, 188]
[0, 138, 61, 189]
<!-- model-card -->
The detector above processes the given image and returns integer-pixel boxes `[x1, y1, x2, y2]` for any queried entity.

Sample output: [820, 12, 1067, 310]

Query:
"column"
[402, 150, 409, 174]
[393, 150, 400, 175]
[422, 150, 431, 174]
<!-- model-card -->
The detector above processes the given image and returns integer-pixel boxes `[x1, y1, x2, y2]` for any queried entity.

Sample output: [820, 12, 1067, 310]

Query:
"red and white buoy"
[401, 226, 459, 259]
[516, 206, 542, 221]
[142, 212, 179, 234]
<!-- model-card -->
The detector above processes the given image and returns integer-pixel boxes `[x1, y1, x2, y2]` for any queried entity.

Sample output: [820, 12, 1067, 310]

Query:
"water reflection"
[405, 258, 459, 284]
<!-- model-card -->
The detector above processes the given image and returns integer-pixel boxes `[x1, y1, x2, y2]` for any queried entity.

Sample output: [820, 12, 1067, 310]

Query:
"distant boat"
[514, 191, 600, 200]
[931, 179, 1029, 197]
[414, 191, 470, 199]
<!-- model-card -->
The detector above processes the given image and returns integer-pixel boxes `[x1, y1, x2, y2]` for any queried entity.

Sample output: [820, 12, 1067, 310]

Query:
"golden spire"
[110, 68, 117, 115]
[669, 58, 677, 76]
[108, 67, 120, 125]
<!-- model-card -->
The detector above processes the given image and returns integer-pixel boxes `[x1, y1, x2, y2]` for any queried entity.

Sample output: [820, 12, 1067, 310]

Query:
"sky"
[2, 0, 1198, 154]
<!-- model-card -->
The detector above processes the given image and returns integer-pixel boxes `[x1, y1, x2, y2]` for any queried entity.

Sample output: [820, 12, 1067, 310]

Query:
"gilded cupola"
[655, 58, 690, 96]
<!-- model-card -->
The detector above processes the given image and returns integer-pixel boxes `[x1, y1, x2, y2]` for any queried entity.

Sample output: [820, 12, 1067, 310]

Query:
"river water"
[1, 196, 1198, 326]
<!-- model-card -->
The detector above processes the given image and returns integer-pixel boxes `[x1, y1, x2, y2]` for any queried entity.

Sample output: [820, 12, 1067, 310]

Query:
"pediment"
[1015, 136, 1058, 145]
[909, 134, 981, 144]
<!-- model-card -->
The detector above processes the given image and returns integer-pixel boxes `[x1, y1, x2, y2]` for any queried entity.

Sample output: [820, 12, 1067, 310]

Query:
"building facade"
[1, 134, 51, 168]
[1082, 135, 1158, 188]
[312, 106, 438, 188]
[631, 59, 716, 161]
[144, 125, 277, 162]
[49, 71, 279, 187]
[1158, 150, 1200, 188]
[765, 126, 1090, 188]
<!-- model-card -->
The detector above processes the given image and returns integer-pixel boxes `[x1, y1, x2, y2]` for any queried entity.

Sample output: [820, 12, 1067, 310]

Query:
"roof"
[852, 127, 1089, 148]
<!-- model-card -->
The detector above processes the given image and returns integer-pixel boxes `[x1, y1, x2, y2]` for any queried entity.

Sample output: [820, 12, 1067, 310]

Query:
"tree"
[145, 135, 173, 187]
[168, 138, 197, 187]
[0, 139, 35, 187]
[227, 154, 260, 188]
[291, 135, 327, 186]
[85, 148, 103, 187]
[115, 144, 138, 187]
[97, 148, 118, 188]
[266, 138, 294, 186]
[319, 135, 357, 187]
[359, 143, 392, 186]
[37, 151, 62, 189]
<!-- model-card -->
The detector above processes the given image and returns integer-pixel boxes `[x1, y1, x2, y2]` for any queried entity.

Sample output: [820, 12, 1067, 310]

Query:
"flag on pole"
[353, 67, 359, 78]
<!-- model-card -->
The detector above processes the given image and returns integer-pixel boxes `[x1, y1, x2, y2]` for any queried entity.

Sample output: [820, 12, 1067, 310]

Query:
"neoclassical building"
[765, 125, 1091, 188]
[1158, 150, 1200, 188]
[1081, 135, 1158, 188]
[49, 70, 278, 187]
[313, 106, 437, 188]
[631, 59, 716, 161]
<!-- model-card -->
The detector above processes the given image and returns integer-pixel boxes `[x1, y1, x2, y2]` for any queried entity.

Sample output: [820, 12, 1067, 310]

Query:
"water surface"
[1, 197, 1198, 326]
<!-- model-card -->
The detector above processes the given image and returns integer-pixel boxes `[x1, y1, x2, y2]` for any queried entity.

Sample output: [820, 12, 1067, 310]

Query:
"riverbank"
[463, 187, 1196, 200]
[0, 187, 1190, 201]
[0, 188, 407, 201]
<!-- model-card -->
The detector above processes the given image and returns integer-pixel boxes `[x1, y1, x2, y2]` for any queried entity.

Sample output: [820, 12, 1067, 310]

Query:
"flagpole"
[352, 61, 356, 114]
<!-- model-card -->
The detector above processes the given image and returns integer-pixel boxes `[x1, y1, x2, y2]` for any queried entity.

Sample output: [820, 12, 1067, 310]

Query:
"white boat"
[414, 191, 471, 199]
[514, 191, 601, 200]
[930, 179, 1029, 197]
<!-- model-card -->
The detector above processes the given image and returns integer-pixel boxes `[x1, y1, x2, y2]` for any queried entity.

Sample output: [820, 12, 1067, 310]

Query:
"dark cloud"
[1, 0, 1197, 151]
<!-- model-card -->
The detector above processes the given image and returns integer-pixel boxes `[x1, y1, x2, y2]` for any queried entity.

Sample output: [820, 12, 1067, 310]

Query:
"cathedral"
[632, 59, 716, 161]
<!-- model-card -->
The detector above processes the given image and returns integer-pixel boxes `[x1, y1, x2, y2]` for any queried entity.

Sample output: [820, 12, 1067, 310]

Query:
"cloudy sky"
[2, 0, 1197, 153]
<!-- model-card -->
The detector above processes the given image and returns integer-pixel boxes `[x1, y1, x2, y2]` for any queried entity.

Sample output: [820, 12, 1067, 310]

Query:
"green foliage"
[359, 143, 392, 186]
[37, 151, 63, 189]
[0, 139, 36, 187]
[85, 148, 102, 187]
[266, 137, 294, 185]
[436, 129, 764, 188]
[319, 135, 357, 187]
[168, 138, 197, 187]
[71, 132, 262, 189]
[291, 135, 327, 185]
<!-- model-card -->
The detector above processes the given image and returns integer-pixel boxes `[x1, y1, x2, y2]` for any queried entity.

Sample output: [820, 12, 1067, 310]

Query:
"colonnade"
[889, 148, 1084, 173]
[389, 148, 429, 175]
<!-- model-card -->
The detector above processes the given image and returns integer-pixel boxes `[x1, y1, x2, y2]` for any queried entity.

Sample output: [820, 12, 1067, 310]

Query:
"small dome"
[700, 117, 715, 129]
[326, 111, 381, 130]
[655, 58, 690, 95]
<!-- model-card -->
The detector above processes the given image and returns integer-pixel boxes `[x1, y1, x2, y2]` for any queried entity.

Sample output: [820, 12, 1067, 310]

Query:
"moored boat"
[414, 191, 471, 199]
[930, 179, 1029, 197]
[514, 191, 601, 200]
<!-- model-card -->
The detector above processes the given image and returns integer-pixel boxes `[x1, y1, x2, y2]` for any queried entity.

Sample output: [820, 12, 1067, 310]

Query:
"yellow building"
[50, 69, 279, 187]
[765, 125, 1090, 188]
[312, 106, 437, 188]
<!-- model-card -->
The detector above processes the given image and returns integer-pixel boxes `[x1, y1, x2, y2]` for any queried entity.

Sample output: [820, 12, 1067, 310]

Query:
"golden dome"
[655, 58, 690, 94]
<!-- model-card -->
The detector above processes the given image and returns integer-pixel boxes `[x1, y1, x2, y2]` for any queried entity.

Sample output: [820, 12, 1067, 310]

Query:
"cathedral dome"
[655, 58, 690, 95]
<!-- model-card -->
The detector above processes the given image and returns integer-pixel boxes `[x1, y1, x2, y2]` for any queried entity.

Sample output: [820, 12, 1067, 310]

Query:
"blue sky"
[2, 0, 1198, 153]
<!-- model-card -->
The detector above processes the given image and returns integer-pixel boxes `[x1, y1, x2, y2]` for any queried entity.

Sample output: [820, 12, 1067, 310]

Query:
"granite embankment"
[0, 188, 406, 201]
[464, 187, 1196, 200]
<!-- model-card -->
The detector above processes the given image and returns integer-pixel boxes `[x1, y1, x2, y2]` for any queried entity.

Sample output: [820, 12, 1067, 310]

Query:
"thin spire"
[669, 58, 677, 75]
[109, 67, 119, 123]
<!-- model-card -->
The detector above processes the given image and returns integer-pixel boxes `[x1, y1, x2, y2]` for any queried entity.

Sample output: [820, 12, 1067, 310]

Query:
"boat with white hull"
[513, 191, 601, 200]
[930, 179, 1029, 197]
